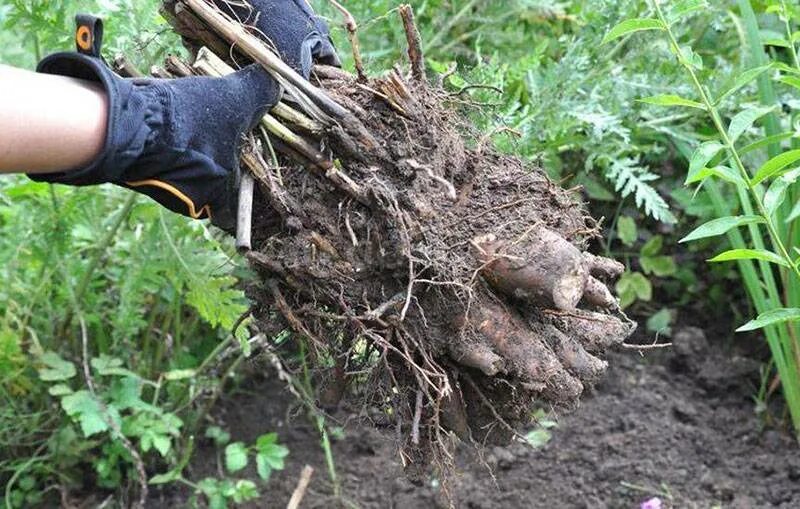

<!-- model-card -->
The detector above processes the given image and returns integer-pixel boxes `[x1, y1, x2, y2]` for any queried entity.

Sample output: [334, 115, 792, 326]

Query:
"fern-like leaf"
[605, 157, 677, 224]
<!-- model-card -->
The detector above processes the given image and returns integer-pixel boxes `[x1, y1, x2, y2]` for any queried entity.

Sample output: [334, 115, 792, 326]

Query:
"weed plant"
[604, 0, 800, 436]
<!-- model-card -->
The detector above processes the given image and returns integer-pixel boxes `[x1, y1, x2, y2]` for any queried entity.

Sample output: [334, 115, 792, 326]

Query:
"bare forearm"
[0, 64, 108, 174]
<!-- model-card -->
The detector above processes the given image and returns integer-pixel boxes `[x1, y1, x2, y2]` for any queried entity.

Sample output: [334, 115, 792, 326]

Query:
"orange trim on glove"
[126, 179, 212, 219]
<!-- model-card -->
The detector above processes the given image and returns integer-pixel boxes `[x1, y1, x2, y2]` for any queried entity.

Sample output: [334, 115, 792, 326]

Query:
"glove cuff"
[30, 52, 166, 186]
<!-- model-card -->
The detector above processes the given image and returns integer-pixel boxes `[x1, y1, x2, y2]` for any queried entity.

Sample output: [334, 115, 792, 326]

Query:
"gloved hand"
[29, 0, 340, 230]
[29, 49, 278, 231]
[209, 0, 340, 77]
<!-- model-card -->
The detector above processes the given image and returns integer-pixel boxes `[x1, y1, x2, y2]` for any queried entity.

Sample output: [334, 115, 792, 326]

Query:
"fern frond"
[604, 157, 677, 224]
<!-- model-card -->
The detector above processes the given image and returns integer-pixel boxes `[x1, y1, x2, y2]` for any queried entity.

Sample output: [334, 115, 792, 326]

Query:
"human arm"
[0, 64, 107, 174]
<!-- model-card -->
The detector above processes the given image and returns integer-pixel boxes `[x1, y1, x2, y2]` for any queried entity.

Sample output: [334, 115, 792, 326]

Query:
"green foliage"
[0, 1, 266, 504]
[316, 0, 687, 223]
[524, 409, 558, 449]
[606, 0, 800, 437]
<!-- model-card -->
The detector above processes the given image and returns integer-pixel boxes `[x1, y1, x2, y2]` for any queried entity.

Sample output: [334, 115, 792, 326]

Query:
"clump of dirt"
[241, 65, 635, 473]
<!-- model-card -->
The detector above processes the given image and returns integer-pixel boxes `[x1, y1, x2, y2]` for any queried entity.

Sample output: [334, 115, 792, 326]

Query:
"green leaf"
[205, 425, 231, 447]
[680, 215, 765, 242]
[640, 256, 677, 277]
[780, 75, 800, 91]
[787, 200, 800, 223]
[764, 169, 800, 217]
[667, 0, 709, 24]
[638, 94, 704, 109]
[615, 271, 652, 309]
[48, 384, 74, 396]
[224, 442, 248, 473]
[752, 149, 800, 185]
[737, 308, 800, 332]
[686, 142, 724, 184]
[60, 390, 109, 437]
[255, 454, 272, 481]
[163, 369, 196, 381]
[231, 480, 259, 504]
[708, 249, 789, 267]
[740, 132, 795, 157]
[715, 64, 773, 104]
[640, 235, 663, 257]
[149, 469, 181, 485]
[524, 428, 552, 448]
[728, 106, 775, 143]
[601, 18, 665, 44]
[90, 354, 123, 374]
[616, 216, 637, 247]
[152, 434, 172, 457]
[684, 165, 746, 188]
[646, 308, 673, 337]
[764, 38, 791, 48]
[38, 352, 76, 382]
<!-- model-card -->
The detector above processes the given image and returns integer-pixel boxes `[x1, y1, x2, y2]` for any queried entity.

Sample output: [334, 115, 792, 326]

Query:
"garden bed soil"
[155, 326, 800, 508]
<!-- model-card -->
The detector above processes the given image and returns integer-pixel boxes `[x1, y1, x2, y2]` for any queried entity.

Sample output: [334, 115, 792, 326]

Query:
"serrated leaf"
[60, 390, 109, 437]
[602, 18, 665, 45]
[737, 308, 800, 332]
[638, 94, 704, 109]
[680, 215, 765, 242]
[186, 275, 248, 330]
[752, 150, 800, 185]
[605, 157, 676, 224]
[728, 106, 776, 143]
[224, 442, 248, 473]
[715, 64, 773, 104]
[38, 352, 76, 382]
[708, 249, 790, 267]
[686, 142, 724, 184]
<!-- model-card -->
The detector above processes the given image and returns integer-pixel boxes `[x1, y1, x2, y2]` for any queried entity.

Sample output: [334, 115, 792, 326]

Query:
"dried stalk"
[399, 4, 426, 82]
[190, 48, 368, 204]
[236, 172, 255, 251]
[164, 54, 196, 77]
[326, 0, 367, 82]
[181, 0, 346, 121]
[113, 54, 143, 78]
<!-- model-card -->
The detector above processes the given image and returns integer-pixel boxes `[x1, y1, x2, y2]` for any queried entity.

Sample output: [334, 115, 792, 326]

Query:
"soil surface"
[153, 326, 800, 508]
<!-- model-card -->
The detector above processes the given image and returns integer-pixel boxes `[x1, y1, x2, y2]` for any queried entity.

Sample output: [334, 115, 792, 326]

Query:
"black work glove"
[210, 0, 340, 77]
[28, 15, 279, 231]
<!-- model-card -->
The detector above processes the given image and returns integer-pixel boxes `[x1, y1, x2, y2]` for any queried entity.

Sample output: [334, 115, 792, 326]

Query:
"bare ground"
[152, 325, 800, 508]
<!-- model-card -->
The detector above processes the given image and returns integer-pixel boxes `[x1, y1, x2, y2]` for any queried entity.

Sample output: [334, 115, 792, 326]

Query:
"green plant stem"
[781, 0, 800, 70]
[57, 193, 138, 339]
[654, 0, 800, 437]
[656, 2, 800, 281]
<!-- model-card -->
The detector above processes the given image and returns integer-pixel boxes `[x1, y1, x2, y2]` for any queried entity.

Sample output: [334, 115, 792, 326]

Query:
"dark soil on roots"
[241, 65, 634, 471]
[153, 325, 800, 508]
